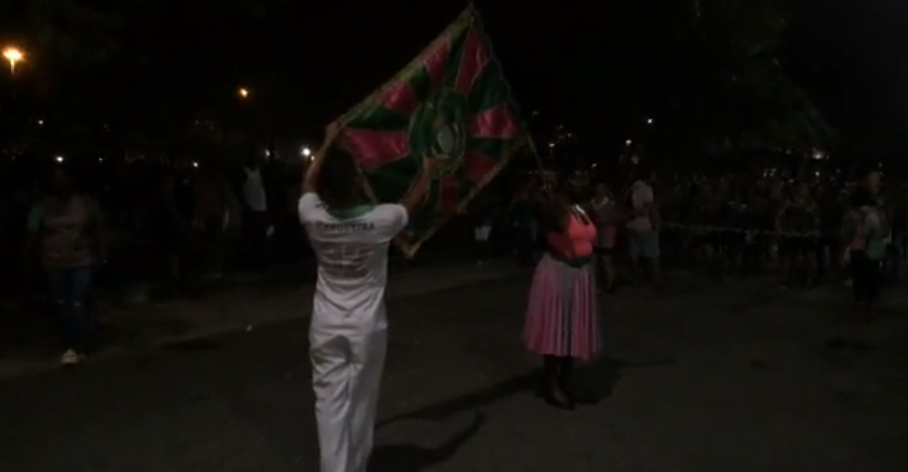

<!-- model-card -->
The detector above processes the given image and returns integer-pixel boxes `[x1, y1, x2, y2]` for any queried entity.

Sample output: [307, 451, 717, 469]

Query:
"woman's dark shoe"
[558, 375, 577, 408]
[535, 377, 574, 410]
[541, 385, 575, 410]
[559, 388, 577, 409]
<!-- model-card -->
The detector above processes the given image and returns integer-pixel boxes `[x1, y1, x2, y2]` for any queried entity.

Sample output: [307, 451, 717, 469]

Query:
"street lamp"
[2, 46, 24, 74]
[238, 87, 249, 99]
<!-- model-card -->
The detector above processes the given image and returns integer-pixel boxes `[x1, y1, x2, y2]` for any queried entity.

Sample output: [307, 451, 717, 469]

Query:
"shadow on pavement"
[377, 372, 535, 427]
[572, 356, 629, 405]
[369, 412, 486, 472]
[377, 355, 642, 428]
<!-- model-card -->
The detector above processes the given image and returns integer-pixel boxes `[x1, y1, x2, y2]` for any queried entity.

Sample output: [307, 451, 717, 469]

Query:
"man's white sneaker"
[61, 349, 79, 366]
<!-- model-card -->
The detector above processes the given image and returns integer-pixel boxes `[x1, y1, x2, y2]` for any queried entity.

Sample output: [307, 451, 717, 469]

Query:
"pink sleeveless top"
[545, 211, 597, 258]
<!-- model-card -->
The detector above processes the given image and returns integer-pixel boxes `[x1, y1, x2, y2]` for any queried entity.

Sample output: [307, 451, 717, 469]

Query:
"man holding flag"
[300, 6, 531, 470]
[300, 124, 431, 472]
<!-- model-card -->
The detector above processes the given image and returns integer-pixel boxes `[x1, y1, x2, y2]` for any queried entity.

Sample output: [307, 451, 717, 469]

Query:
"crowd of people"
[2, 148, 904, 364]
[500, 165, 904, 300]
[2, 133, 905, 471]
[293, 123, 905, 471]
[0, 146, 311, 364]
[482, 164, 902, 409]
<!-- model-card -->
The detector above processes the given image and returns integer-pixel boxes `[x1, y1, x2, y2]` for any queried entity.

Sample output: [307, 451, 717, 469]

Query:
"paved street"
[1, 274, 907, 472]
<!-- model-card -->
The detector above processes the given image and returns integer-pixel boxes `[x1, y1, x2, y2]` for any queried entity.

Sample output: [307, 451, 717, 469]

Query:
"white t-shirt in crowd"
[297, 193, 408, 337]
[243, 166, 268, 212]
[627, 180, 655, 231]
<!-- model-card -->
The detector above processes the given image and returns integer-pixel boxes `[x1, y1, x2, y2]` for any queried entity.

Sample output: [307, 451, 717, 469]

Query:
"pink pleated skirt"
[523, 253, 601, 360]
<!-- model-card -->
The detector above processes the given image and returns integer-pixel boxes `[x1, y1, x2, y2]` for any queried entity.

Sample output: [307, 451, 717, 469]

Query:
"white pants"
[310, 328, 388, 472]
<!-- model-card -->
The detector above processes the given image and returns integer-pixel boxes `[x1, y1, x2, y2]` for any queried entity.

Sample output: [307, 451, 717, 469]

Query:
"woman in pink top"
[524, 169, 601, 410]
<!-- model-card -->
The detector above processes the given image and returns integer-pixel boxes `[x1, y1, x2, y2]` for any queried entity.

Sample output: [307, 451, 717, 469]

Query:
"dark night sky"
[3, 0, 907, 150]
[785, 0, 908, 140]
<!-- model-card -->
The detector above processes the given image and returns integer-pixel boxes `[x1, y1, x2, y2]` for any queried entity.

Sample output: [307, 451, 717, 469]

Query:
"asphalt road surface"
[1, 276, 907, 472]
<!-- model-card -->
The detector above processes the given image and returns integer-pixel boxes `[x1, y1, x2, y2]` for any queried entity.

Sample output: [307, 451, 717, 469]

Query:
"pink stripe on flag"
[379, 82, 418, 117]
[423, 42, 450, 94]
[455, 27, 489, 94]
[440, 178, 459, 214]
[462, 151, 496, 184]
[469, 104, 519, 139]
[341, 129, 409, 171]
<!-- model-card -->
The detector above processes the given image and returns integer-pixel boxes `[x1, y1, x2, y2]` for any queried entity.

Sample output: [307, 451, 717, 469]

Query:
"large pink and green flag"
[333, 5, 530, 257]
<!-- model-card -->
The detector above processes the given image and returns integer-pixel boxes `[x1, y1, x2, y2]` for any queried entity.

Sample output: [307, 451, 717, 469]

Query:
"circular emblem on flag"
[408, 88, 468, 178]
[336, 13, 524, 255]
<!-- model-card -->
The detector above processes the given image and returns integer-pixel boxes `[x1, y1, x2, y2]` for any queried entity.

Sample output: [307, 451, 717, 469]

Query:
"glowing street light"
[625, 139, 632, 146]
[301, 146, 311, 157]
[238, 87, 249, 99]
[646, 118, 653, 125]
[2, 46, 24, 73]
[55, 156, 64, 163]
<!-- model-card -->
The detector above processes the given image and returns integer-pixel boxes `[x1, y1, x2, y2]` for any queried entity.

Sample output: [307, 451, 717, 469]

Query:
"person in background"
[817, 185, 845, 282]
[24, 166, 106, 366]
[879, 187, 900, 283]
[720, 187, 749, 279]
[590, 182, 619, 292]
[509, 183, 537, 267]
[471, 194, 495, 265]
[524, 168, 601, 410]
[241, 145, 271, 269]
[299, 123, 432, 472]
[194, 162, 230, 279]
[892, 186, 907, 267]
[842, 186, 885, 322]
[160, 157, 196, 284]
[700, 183, 725, 278]
[625, 168, 661, 286]
[776, 182, 818, 287]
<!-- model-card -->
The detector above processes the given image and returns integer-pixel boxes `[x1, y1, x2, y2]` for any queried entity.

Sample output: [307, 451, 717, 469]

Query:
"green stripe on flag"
[468, 59, 511, 113]
[366, 155, 419, 202]
[405, 181, 441, 234]
[443, 26, 469, 89]
[468, 137, 509, 162]
[408, 66, 431, 102]
[345, 106, 411, 131]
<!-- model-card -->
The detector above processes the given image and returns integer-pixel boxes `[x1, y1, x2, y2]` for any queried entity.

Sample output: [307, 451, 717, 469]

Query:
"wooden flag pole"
[524, 135, 544, 172]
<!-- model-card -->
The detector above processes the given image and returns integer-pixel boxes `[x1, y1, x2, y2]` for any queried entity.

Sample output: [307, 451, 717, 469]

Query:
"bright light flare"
[301, 146, 311, 157]
[54, 156, 63, 163]
[2, 47, 23, 73]
[238, 87, 249, 99]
